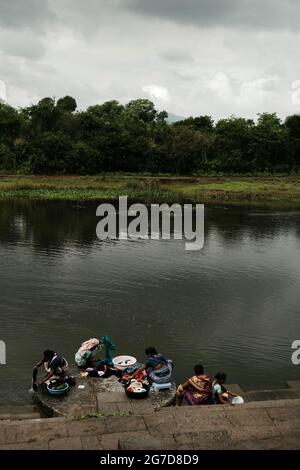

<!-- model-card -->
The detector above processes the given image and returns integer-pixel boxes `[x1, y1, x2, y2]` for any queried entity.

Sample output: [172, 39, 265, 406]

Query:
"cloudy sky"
[0, 0, 300, 119]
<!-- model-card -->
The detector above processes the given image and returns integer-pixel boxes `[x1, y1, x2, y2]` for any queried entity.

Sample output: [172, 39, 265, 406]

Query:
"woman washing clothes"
[78, 336, 119, 379]
[75, 338, 101, 368]
[32, 350, 68, 389]
[127, 347, 174, 384]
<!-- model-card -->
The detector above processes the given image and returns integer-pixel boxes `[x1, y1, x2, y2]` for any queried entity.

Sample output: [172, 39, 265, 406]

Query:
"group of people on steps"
[32, 342, 236, 405]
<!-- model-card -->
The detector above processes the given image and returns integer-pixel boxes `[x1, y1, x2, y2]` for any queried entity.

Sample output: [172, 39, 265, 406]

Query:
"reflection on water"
[0, 200, 300, 404]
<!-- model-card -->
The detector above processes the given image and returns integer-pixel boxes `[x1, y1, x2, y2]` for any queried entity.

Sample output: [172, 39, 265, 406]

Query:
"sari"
[184, 374, 212, 405]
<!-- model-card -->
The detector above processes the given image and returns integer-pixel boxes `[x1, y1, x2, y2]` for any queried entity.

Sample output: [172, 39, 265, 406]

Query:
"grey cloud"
[173, 70, 199, 82]
[2, 1, 297, 38]
[0, 0, 299, 119]
[1, 54, 99, 109]
[160, 50, 195, 63]
[0, 0, 57, 33]
[50, 0, 121, 37]
[0, 30, 45, 60]
[122, 0, 300, 31]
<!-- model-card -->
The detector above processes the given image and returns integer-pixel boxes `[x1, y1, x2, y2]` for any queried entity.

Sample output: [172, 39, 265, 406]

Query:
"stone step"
[286, 380, 300, 390]
[0, 404, 42, 421]
[244, 388, 300, 403]
[0, 398, 300, 450]
[0, 412, 42, 421]
[225, 384, 244, 396]
[117, 427, 300, 451]
[0, 405, 39, 414]
[118, 432, 178, 450]
[2, 387, 299, 425]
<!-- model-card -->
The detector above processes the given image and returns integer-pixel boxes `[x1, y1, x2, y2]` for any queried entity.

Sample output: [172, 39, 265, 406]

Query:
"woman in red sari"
[176, 364, 212, 406]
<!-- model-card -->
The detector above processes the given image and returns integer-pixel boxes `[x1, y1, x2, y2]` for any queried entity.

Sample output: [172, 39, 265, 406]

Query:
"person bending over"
[130, 347, 173, 384]
[33, 350, 68, 387]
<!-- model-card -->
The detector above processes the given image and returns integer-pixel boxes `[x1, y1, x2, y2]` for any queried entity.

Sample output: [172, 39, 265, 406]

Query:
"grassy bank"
[1, 175, 300, 205]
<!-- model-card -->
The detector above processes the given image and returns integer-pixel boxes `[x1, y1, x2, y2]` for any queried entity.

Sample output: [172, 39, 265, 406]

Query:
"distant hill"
[166, 112, 185, 123]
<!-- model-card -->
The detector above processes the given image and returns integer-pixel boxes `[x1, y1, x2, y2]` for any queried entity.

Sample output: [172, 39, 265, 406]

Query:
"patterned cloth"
[184, 374, 212, 405]
[78, 338, 100, 355]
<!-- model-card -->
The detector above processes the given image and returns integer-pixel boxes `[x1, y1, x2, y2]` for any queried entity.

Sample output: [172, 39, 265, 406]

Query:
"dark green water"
[0, 200, 300, 405]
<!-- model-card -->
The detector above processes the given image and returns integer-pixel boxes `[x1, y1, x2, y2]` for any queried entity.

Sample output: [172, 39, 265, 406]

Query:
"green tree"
[0, 95, 298, 175]
[0, 103, 21, 143]
[23, 97, 59, 134]
[165, 125, 205, 174]
[251, 113, 288, 172]
[174, 115, 214, 132]
[56, 95, 77, 113]
[27, 132, 74, 174]
[213, 117, 254, 172]
[285, 115, 300, 169]
[125, 99, 157, 123]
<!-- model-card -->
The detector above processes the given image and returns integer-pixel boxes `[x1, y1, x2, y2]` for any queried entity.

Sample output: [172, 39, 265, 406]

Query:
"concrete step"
[0, 398, 300, 450]
[0, 404, 40, 414]
[0, 405, 42, 421]
[286, 380, 300, 390]
[0, 412, 42, 421]
[244, 388, 300, 403]
[5, 396, 300, 422]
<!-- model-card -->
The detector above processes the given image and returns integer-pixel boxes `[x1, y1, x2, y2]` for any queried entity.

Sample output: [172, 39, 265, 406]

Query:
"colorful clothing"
[96, 336, 116, 368]
[45, 354, 68, 377]
[75, 338, 100, 367]
[184, 374, 212, 405]
[145, 354, 173, 384]
[212, 380, 228, 404]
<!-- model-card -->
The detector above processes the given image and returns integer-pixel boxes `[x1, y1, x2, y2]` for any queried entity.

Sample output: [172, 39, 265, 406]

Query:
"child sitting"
[212, 372, 237, 404]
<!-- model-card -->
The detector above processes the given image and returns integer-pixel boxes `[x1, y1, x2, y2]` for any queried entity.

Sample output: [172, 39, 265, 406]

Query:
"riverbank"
[35, 376, 176, 419]
[1, 397, 300, 450]
[1, 381, 300, 450]
[1, 175, 300, 205]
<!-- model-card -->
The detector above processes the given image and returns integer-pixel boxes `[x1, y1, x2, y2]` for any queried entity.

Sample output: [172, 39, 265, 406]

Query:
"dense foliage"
[0, 96, 299, 175]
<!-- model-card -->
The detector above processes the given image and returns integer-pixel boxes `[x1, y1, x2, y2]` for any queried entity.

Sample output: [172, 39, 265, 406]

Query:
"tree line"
[0, 96, 300, 175]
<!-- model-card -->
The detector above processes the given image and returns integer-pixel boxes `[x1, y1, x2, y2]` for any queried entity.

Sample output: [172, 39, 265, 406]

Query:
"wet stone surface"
[35, 376, 176, 418]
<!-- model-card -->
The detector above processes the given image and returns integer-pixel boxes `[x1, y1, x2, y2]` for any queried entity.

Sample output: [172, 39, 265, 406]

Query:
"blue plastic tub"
[47, 383, 69, 395]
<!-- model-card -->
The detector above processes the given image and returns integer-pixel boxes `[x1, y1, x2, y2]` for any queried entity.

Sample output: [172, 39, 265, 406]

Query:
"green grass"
[1, 175, 300, 205]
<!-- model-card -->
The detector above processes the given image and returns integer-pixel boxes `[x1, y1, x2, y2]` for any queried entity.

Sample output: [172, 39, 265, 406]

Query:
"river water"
[0, 200, 300, 405]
